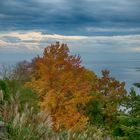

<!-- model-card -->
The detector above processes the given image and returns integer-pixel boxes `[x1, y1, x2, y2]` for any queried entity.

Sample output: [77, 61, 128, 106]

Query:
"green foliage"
[2, 79, 39, 110]
[126, 87, 140, 116]
[113, 114, 140, 140]
[86, 70, 126, 128]
[112, 87, 140, 140]
[86, 100, 104, 125]
[0, 80, 9, 101]
[133, 82, 140, 88]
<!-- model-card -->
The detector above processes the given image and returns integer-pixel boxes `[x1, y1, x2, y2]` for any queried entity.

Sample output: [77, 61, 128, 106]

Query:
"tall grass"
[0, 92, 52, 140]
[0, 90, 113, 140]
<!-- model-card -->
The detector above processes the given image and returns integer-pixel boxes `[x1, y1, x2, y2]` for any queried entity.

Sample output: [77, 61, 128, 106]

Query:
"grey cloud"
[0, 0, 140, 35]
[1, 36, 21, 43]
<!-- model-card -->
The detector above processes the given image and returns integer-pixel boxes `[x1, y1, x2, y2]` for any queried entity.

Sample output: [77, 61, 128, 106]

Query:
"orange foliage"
[96, 70, 127, 125]
[25, 42, 93, 130]
[25, 42, 126, 129]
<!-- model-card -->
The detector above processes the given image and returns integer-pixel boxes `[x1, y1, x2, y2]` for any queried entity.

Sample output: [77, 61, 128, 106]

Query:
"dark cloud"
[0, 0, 140, 35]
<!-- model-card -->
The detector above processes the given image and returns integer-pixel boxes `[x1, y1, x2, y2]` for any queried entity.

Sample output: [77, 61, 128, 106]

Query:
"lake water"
[83, 60, 140, 92]
[0, 53, 140, 92]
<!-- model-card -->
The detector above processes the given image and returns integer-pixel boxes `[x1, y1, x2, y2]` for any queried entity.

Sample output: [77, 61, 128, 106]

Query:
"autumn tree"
[25, 42, 95, 130]
[86, 70, 127, 127]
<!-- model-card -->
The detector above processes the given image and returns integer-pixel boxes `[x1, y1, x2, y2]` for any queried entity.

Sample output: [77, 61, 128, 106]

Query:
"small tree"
[86, 70, 127, 127]
[113, 87, 140, 139]
[12, 60, 32, 83]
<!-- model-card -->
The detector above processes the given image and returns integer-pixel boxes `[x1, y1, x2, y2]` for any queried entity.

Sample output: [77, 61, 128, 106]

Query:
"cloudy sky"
[1, 0, 140, 89]
[0, 0, 140, 34]
[0, 0, 140, 63]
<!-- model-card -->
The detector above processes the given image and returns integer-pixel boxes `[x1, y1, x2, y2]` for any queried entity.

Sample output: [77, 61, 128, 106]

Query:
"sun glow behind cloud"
[0, 31, 140, 54]
[0, 31, 88, 53]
